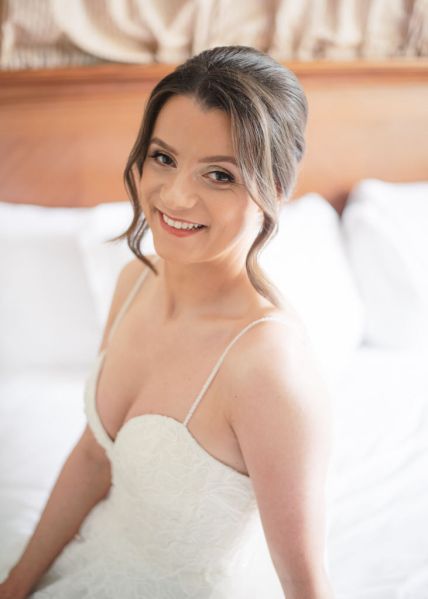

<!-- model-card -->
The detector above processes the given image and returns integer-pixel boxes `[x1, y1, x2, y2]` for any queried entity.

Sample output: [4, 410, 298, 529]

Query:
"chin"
[151, 243, 203, 263]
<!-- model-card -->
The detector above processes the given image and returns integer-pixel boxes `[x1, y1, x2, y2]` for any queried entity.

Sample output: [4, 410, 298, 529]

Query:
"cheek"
[138, 168, 159, 200]
[212, 198, 255, 235]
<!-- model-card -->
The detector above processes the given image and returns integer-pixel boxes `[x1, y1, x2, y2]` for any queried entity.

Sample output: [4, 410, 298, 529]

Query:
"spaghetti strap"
[183, 315, 289, 427]
[106, 255, 160, 346]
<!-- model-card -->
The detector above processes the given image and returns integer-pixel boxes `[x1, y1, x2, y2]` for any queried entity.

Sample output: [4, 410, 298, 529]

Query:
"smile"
[161, 211, 204, 229]
[158, 210, 207, 237]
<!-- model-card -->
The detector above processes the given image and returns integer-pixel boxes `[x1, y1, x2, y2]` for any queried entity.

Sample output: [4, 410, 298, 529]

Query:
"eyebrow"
[149, 137, 238, 166]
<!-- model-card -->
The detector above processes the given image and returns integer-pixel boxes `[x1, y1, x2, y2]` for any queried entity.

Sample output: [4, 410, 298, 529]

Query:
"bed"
[1, 59, 428, 598]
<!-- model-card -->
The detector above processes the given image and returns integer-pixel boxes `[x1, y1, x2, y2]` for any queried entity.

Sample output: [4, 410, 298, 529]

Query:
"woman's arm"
[0, 258, 147, 599]
[224, 319, 335, 598]
[2, 429, 112, 598]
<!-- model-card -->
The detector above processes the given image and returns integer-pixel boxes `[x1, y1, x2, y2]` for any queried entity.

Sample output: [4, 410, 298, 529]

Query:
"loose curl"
[109, 45, 308, 309]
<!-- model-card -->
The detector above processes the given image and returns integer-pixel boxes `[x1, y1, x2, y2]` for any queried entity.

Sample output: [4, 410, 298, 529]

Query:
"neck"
[155, 254, 267, 324]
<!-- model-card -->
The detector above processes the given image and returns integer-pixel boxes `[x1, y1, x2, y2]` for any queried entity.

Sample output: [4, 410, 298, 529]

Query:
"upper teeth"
[162, 213, 203, 230]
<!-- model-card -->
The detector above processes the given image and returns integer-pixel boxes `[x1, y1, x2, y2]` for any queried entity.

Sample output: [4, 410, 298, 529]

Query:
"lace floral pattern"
[29, 361, 281, 598]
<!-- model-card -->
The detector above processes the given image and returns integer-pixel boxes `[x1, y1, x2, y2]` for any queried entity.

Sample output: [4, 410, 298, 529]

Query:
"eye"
[148, 150, 235, 185]
[207, 170, 235, 184]
[148, 150, 173, 166]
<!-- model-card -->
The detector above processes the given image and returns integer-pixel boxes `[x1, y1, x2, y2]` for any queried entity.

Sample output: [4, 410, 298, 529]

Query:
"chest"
[95, 324, 249, 476]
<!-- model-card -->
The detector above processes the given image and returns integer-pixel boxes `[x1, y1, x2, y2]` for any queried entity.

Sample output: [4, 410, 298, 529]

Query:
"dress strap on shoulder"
[106, 255, 160, 346]
[183, 315, 289, 427]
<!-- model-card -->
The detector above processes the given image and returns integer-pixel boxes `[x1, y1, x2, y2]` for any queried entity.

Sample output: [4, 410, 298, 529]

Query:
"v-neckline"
[86, 255, 290, 482]
[89, 348, 252, 480]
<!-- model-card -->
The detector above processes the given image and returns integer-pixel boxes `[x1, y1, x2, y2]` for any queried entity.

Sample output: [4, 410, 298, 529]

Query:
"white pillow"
[0, 202, 100, 371]
[259, 193, 365, 383]
[77, 202, 155, 329]
[341, 179, 428, 349]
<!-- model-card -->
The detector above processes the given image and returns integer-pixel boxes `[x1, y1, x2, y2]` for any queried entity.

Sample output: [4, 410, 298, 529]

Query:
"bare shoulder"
[107, 255, 155, 315]
[120, 254, 158, 287]
[224, 309, 333, 465]
[97, 254, 158, 352]
[223, 313, 334, 583]
[225, 308, 319, 391]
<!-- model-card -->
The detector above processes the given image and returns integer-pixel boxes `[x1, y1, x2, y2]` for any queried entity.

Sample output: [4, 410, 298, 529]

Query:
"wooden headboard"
[0, 60, 427, 214]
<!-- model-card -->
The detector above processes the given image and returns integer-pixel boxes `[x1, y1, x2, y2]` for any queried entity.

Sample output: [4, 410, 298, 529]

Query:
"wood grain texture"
[1, 60, 427, 213]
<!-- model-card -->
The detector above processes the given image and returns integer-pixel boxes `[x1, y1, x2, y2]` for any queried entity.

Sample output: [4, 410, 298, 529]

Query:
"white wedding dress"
[30, 257, 285, 598]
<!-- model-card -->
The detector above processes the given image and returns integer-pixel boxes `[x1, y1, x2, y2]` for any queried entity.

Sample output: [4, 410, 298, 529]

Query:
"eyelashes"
[147, 150, 235, 185]
[148, 150, 171, 166]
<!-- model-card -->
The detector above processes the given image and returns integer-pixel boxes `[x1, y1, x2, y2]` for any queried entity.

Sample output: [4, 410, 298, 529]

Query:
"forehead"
[152, 95, 234, 154]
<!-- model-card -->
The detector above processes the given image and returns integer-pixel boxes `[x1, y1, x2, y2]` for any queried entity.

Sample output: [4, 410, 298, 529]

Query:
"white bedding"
[0, 368, 87, 573]
[326, 346, 428, 598]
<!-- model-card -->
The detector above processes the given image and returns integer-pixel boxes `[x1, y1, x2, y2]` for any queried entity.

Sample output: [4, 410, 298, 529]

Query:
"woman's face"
[138, 94, 261, 265]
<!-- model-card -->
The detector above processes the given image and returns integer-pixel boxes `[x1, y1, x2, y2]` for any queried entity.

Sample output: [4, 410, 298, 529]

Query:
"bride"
[0, 45, 334, 599]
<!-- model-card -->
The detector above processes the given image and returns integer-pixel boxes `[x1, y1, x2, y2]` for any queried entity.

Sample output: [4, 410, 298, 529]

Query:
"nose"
[160, 168, 199, 211]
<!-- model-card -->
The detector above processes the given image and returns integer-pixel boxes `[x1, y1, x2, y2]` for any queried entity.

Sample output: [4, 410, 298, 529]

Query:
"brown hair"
[109, 45, 308, 309]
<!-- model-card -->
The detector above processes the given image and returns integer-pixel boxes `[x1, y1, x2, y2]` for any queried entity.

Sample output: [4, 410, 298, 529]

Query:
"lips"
[159, 210, 205, 227]
[158, 210, 206, 237]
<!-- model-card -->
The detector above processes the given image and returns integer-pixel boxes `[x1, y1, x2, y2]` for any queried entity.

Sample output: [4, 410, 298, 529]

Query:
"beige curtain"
[1, 0, 427, 69]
